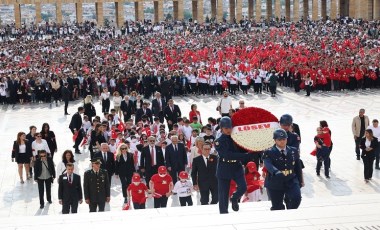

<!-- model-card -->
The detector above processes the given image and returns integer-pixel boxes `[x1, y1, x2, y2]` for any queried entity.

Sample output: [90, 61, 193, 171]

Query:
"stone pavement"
[1, 87, 380, 217]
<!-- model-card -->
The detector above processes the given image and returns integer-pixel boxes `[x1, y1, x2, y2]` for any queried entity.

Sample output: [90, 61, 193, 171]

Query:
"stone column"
[217, 0, 223, 22]
[349, 0, 356, 18]
[135, 1, 145, 21]
[321, 0, 326, 20]
[192, 1, 198, 21]
[173, 1, 179, 20]
[154, 0, 164, 23]
[330, 0, 337, 19]
[76, 2, 83, 24]
[255, 0, 261, 21]
[285, 0, 290, 21]
[374, 0, 380, 20]
[95, 2, 104, 27]
[236, 0, 242, 22]
[312, 0, 318, 20]
[177, 0, 184, 20]
[248, 0, 254, 19]
[115, 1, 124, 28]
[359, 0, 373, 20]
[197, 0, 204, 23]
[303, 0, 309, 21]
[56, 1, 63, 24]
[211, 0, 217, 19]
[266, 0, 272, 20]
[14, 3, 21, 28]
[229, 0, 235, 22]
[293, 0, 300, 21]
[274, 0, 281, 20]
[35, 2, 42, 24]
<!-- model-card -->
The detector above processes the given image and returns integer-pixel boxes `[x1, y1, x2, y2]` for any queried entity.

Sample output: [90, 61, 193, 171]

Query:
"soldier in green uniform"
[84, 158, 111, 212]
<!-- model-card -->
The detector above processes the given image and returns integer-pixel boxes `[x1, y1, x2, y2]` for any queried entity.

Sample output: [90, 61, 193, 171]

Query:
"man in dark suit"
[61, 83, 71, 115]
[140, 136, 165, 187]
[191, 141, 218, 205]
[69, 107, 84, 154]
[165, 135, 188, 184]
[115, 145, 135, 203]
[164, 99, 182, 131]
[120, 95, 133, 122]
[94, 143, 115, 184]
[161, 75, 174, 102]
[58, 163, 83, 214]
[151, 92, 166, 123]
[83, 158, 110, 212]
[135, 101, 153, 124]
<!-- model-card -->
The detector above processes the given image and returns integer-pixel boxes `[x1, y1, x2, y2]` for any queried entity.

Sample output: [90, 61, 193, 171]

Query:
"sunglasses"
[203, 148, 211, 150]
[149, 140, 155, 143]
[40, 155, 46, 157]
[36, 135, 42, 137]
[120, 148, 127, 150]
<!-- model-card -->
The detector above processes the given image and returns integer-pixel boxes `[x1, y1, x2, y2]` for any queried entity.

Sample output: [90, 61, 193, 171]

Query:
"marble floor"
[1, 87, 380, 219]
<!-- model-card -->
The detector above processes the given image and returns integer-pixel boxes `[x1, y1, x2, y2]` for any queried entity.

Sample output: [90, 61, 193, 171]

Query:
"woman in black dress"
[40, 123, 57, 158]
[360, 129, 378, 183]
[11, 132, 33, 183]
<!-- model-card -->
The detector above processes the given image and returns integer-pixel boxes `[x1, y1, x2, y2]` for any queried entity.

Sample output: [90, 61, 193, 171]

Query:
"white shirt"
[182, 126, 193, 141]
[56, 161, 79, 175]
[368, 125, 380, 142]
[100, 92, 110, 100]
[32, 139, 51, 156]
[219, 96, 232, 114]
[150, 145, 156, 165]
[172, 180, 193, 197]
[203, 155, 209, 166]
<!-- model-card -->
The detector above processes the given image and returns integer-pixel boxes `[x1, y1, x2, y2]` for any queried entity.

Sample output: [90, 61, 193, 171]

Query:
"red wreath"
[231, 107, 279, 152]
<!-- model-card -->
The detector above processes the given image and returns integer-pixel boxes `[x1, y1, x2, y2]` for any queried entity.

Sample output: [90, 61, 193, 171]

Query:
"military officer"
[279, 114, 300, 150]
[263, 129, 304, 211]
[215, 117, 250, 214]
[83, 158, 111, 212]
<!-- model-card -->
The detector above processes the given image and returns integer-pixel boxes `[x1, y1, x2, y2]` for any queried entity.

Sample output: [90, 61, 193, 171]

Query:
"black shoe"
[326, 175, 330, 179]
[231, 199, 239, 212]
[64, 113, 70, 115]
[48, 200, 52, 204]
[40, 204, 44, 209]
[375, 167, 380, 170]
[75, 151, 81, 154]
[124, 198, 128, 203]
[316, 172, 320, 176]
[357, 157, 360, 160]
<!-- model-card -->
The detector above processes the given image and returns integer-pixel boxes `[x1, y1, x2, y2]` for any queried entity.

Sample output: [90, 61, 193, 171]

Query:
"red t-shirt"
[151, 174, 172, 195]
[245, 172, 261, 193]
[127, 183, 148, 204]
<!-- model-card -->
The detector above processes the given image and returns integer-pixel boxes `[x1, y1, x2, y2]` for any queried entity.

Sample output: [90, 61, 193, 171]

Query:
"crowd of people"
[0, 18, 380, 106]
[6, 16, 380, 214]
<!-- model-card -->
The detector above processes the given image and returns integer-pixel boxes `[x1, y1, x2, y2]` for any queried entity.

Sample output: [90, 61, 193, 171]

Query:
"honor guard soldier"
[214, 116, 250, 214]
[279, 114, 300, 150]
[263, 129, 304, 211]
[83, 158, 111, 212]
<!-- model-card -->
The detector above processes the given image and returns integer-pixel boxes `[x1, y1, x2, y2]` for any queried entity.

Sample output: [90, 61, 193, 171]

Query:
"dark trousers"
[362, 154, 375, 180]
[102, 99, 110, 114]
[200, 186, 218, 205]
[64, 99, 69, 114]
[179, 196, 193, 206]
[133, 202, 145, 209]
[119, 176, 131, 197]
[375, 146, 380, 168]
[62, 201, 79, 214]
[355, 138, 361, 158]
[145, 166, 158, 187]
[71, 128, 84, 151]
[89, 202, 105, 212]
[306, 85, 311, 96]
[316, 157, 331, 177]
[37, 178, 52, 205]
[267, 184, 301, 210]
[169, 169, 179, 185]
[269, 85, 277, 95]
[218, 174, 246, 214]
[154, 196, 168, 208]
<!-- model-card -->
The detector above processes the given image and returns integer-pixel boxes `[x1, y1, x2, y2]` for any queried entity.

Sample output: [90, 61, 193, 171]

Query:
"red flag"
[118, 122, 125, 132]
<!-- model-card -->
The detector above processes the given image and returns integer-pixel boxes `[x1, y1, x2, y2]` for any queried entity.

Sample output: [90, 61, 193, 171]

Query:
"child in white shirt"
[172, 171, 193, 206]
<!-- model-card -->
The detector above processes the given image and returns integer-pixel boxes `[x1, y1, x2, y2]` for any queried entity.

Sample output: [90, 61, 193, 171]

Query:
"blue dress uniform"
[263, 130, 303, 211]
[214, 117, 250, 214]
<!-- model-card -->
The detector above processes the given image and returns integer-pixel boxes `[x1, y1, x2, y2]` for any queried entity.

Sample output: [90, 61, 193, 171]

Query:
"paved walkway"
[1, 88, 380, 217]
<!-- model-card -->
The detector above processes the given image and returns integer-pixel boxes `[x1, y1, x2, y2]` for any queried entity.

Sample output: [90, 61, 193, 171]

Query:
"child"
[127, 174, 149, 209]
[172, 171, 193, 206]
[189, 116, 202, 133]
[82, 115, 92, 133]
[151, 117, 162, 136]
[149, 166, 173, 208]
[108, 138, 117, 154]
[243, 162, 263, 202]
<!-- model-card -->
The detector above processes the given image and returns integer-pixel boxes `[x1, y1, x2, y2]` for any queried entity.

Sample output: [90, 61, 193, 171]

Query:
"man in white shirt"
[218, 91, 233, 117]
[367, 119, 380, 169]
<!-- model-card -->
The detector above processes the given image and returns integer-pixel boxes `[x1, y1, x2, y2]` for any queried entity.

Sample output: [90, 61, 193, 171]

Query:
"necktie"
[68, 174, 72, 184]
[103, 153, 107, 162]
[171, 106, 173, 112]
[174, 145, 177, 152]
[151, 147, 155, 166]
[159, 100, 162, 111]
[281, 150, 286, 159]
[206, 157, 209, 167]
